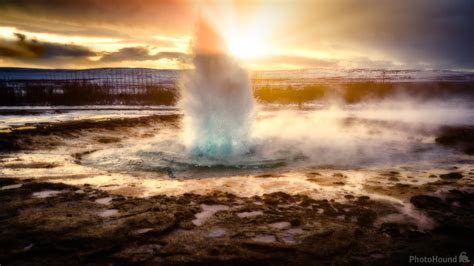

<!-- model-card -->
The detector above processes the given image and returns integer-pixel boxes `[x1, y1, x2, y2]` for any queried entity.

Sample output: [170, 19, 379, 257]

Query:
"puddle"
[1, 184, 23, 190]
[133, 228, 153, 235]
[252, 234, 276, 243]
[98, 209, 119, 217]
[237, 210, 263, 218]
[269, 221, 291, 230]
[207, 227, 227, 238]
[192, 204, 229, 226]
[32, 190, 64, 198]
[95, 197, 113, 205]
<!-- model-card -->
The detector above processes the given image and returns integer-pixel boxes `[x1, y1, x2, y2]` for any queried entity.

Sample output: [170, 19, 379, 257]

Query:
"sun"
[225, 30, 265, 59]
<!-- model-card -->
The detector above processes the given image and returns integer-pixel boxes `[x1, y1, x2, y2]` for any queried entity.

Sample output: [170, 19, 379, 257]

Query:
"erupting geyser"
[180, 18, 255, 159]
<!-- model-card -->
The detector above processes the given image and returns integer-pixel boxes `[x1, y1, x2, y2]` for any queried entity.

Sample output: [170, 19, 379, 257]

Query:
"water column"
[179, 18, 255, 159]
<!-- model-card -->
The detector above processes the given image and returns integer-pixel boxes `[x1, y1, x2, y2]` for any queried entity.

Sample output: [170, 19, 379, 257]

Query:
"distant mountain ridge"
[1, 67, 474, 82]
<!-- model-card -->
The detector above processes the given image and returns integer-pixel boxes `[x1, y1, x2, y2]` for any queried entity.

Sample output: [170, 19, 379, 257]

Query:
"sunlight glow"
[0, 26, 120, 44]
[0, 27, 17, 39]
[195, 1, 285, 61]
[225, 29, 265, 59]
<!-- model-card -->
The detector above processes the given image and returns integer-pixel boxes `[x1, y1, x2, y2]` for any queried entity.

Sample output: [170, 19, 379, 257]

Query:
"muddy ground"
[1, 115, 474, 265]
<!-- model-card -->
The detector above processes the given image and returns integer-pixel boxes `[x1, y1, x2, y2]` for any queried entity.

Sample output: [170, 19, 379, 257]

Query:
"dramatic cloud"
[287, 0, 474, 69]
[0, 0, 194, 36]
[0, 0, 473, 69]
[100, 47, 190, 63]
[0, 33, 96, 60]
[0, 15, 128, 39]
[249, 55, 338, 68]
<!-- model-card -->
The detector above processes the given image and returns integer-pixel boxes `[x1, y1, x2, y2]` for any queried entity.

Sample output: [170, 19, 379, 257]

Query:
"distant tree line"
[0, 81, 177, 106]
[255, 81, 474, 105]
[254, 85, 326, 107]
[1, 80, 473, 106]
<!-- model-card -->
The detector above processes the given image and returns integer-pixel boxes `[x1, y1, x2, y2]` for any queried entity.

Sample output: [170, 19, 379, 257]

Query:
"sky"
[0, 0, 473, 70]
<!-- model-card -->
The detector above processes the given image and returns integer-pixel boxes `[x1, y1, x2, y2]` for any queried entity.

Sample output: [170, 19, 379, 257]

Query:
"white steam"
[250, 98, 473, 167]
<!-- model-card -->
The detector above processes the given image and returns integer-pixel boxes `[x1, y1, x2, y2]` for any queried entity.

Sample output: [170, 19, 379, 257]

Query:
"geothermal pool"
[1, 103, 473, 201]
[80, 103, 473, 176]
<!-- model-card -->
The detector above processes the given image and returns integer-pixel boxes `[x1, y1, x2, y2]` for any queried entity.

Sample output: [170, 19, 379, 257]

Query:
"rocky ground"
[0, 114, 179, 152]
[1, 177, 473, 265]
[1, 115, 474, 265]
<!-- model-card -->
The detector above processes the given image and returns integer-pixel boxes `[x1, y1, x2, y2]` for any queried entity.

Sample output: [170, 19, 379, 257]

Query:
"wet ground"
[1, 108, 474, 265]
